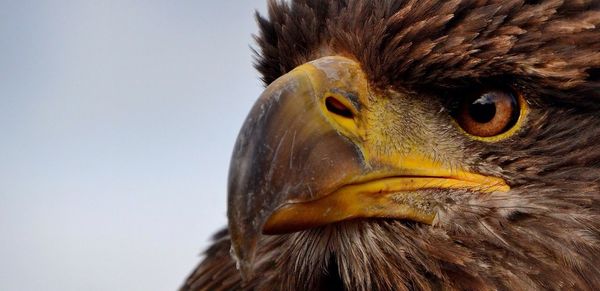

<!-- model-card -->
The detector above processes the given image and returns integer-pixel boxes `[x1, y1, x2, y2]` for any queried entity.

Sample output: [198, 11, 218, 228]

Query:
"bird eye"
[454, 89, 523, 139]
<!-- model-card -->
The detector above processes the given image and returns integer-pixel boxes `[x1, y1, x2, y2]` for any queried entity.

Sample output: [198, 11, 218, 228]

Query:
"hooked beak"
[227, 56, 509, 280]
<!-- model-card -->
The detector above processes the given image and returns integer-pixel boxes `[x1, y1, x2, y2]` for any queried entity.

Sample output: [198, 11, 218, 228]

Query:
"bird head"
[226, 1, 600, 289]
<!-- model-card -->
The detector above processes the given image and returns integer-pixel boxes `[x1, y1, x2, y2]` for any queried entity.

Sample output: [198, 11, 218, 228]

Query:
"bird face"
[217, 1, 600, 290]
[228, 55, 515, 274]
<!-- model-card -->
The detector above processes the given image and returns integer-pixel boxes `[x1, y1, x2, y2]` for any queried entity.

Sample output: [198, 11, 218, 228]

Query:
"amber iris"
[455, 89, 520, 137]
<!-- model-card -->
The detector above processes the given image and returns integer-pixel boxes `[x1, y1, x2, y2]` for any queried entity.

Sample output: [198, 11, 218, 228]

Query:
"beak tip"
[228, 227, 258, 283]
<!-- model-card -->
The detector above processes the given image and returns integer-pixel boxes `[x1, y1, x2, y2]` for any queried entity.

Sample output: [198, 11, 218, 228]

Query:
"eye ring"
[453, 88, 527, 141]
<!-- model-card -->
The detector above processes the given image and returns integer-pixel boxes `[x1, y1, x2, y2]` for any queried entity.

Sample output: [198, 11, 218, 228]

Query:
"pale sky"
[0, 1, 268, 290]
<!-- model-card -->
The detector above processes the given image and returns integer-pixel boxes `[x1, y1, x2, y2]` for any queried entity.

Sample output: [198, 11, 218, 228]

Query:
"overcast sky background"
[0, 1, 268, 290]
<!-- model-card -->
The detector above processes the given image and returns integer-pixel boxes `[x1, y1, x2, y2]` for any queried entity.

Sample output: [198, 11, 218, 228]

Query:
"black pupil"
[468, 94, 496, 123]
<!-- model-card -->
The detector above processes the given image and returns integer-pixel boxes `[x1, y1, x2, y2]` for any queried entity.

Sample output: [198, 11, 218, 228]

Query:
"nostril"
[325, 97, 354, 118]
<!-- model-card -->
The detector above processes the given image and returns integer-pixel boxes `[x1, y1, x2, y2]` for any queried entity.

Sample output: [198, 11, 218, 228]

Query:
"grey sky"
[0, 1, 268, 290]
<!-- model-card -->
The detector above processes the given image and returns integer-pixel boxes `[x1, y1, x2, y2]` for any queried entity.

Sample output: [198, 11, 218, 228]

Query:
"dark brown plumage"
[182, 1, 600, 290]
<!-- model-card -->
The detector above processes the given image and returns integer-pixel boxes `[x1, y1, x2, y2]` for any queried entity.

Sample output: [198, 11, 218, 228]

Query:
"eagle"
[182, 1, 600, 290]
